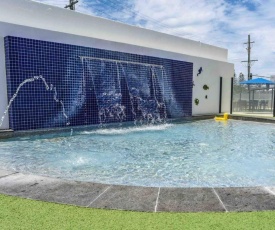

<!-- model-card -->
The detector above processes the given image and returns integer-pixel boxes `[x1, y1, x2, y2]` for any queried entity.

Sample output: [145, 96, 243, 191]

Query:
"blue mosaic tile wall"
[4, 36, 193, 131]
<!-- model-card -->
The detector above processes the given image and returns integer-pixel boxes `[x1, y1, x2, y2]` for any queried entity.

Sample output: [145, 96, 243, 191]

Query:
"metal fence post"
[230, 77, 233, 114]
[219, 77, 222, 113]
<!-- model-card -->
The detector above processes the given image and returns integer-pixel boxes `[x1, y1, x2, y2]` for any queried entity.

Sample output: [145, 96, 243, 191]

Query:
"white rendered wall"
[191, 59, 234, 115]
[0, 36, 9, 129]
[0, 0, 228, 62]
[221, 76, 233, 113]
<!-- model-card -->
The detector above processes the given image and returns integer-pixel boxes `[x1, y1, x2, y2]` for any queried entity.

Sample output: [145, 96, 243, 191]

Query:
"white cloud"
[132, 0, 275, 77]
[32, 0, 275, 77]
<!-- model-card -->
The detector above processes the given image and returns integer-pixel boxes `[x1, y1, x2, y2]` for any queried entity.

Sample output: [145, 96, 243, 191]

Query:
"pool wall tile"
[4, 36, 193, 131]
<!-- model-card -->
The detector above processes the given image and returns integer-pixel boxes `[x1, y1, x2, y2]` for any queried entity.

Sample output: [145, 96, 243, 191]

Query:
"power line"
[102, 0, 183, 30]
[92, 0, 202, 40]
[78, 0, 241, 48]
[83, 0, 236, 47]
[61, 0, 274, 55]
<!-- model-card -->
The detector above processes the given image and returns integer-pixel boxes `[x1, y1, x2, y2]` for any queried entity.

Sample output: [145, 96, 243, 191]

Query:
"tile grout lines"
[212, 188, 228, 212]
[154, 187, 161, 212]
[86, 186, 112, 207]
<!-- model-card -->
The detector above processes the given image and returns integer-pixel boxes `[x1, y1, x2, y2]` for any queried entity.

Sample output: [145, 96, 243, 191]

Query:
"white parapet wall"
[0, 0, 234, 130]
[0, 0, 228, 62]
[0, 36, 8, 129]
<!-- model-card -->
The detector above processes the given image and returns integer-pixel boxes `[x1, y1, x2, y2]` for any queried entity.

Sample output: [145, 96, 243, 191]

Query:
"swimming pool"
[0, 119, 274, 187]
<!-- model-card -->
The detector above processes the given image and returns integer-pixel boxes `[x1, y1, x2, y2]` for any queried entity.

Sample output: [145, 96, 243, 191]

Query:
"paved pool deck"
[2, 170, 275, 213]
[1, 115, 275, 213]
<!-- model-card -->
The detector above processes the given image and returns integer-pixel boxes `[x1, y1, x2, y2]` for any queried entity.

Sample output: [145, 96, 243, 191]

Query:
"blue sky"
[34, 0, 275, 79]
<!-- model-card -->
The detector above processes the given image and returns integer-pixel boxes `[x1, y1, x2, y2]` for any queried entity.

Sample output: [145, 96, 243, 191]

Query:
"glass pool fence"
[232, 84, 275, 116]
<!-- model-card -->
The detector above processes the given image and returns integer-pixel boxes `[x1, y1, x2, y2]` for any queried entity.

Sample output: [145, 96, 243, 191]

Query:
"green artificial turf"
[1, 194, 275, 230]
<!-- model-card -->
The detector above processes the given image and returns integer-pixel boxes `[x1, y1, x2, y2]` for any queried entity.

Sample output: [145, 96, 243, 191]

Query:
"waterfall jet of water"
[81, 56, 167, 126]
[0, 75, 70, 128]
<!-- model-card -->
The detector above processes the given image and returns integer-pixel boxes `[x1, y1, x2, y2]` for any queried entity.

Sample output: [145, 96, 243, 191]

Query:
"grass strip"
[1, 194, 275, 229]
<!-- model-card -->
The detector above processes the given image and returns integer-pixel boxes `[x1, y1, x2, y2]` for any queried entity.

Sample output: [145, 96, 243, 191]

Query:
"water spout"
[0, 75, 70, 128]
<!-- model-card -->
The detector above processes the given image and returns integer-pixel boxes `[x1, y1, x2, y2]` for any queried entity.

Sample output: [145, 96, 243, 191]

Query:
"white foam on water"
[81, 123, 173, 135]
[198, 143, 209, 146]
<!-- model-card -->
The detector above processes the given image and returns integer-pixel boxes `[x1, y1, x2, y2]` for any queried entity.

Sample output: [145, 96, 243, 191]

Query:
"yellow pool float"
[214, 113, 229, 121]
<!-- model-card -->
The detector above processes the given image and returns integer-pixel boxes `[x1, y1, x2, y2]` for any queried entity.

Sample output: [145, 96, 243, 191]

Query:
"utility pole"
[65, 0, 78, 10]
[241, 35, 258, 80]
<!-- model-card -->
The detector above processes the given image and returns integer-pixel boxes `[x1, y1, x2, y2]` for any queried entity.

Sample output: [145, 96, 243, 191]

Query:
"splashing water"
[0, 75, 70, 128]
[50, 84, 70, 125]
[81, 123, 173, 135]
[121, 63, 167, 125]
[82, 59, 126, 125]
[81, 57, 167, 126]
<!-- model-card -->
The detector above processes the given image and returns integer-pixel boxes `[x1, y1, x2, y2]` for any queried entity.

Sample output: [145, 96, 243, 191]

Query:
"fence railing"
[232, 86, 274, 115]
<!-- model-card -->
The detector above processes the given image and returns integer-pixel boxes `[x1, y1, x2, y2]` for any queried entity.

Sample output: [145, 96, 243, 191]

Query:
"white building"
[0, 0, 234, 131]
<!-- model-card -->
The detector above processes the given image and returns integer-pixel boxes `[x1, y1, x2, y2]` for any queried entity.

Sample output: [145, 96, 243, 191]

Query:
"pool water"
[0, 120, 275, 187]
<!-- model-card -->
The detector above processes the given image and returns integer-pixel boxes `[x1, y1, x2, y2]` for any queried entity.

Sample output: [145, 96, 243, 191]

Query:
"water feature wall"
[4, 36, 193, 131]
